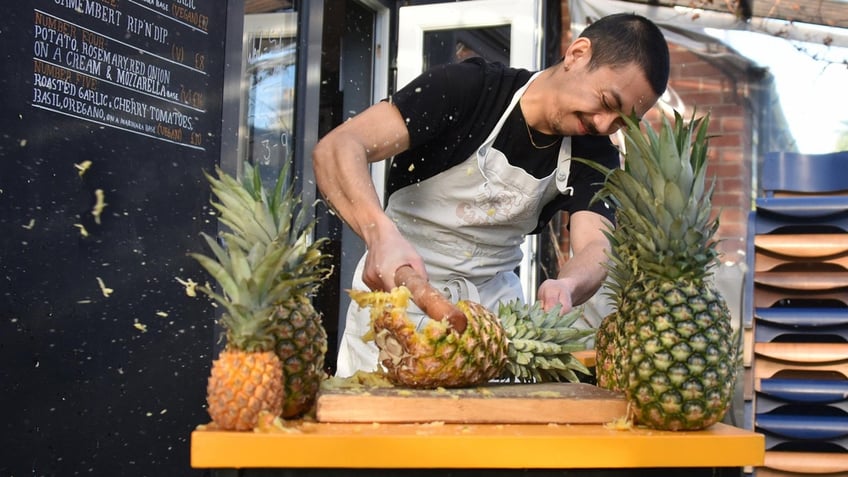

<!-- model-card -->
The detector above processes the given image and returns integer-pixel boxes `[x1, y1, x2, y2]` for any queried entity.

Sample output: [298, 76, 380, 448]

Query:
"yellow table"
[192, 420, 764, 475]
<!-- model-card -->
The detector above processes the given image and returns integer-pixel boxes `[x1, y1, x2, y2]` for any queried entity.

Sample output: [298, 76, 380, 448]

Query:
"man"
[313, 13, 670, 377]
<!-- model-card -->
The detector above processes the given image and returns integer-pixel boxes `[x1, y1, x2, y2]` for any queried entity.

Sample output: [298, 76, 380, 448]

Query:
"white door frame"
[354, 0, 392, 206]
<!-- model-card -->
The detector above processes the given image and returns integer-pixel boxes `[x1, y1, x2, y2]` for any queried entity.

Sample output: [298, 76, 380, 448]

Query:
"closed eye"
[604, 92, 624, 112]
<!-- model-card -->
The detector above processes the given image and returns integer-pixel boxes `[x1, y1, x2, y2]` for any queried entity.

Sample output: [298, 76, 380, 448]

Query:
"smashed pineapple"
[603, 402, 634, 430]
[91, 189, 107, 224]
[74, 160, 92, 177]
[96, 277, 113, 297]
[320, 370, 395, 391]
[175, 277, 198, 297]
[73, 223, 89, 238]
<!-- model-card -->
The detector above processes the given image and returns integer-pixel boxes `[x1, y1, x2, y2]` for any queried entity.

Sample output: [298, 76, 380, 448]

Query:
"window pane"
[243, 13, 298, 188]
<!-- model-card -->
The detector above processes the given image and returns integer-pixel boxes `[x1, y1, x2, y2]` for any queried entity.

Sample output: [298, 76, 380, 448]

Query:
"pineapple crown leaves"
[619, 111, 716, 228]
[211, 162, 331, 288]
[574, 109, 722, 281]
[192, 233, 329, 310]
[496, 300, 594, 383]
[191, 236, 291, 352]
[190, 161, 333, 350]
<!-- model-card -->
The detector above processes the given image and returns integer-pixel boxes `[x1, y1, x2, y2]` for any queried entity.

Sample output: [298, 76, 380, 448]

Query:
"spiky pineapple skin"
[596, 281, 644, 393]
[206, 350, 284, 431]
[274, 299, 328, 417]
[625, 280, 736, 430]
[594, 312, 620, 390]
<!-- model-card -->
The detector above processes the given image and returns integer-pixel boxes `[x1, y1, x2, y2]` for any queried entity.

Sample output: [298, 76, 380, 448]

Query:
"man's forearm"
[313, 138, 388, 244]
[557, 240, 609, 305]
[312, 102, 410, 246]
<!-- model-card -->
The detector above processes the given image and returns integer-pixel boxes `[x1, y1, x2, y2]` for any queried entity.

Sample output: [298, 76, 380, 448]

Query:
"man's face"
[552, 61, 659, 137]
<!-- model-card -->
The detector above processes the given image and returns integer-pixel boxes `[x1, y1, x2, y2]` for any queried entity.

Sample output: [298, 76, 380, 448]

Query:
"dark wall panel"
[0, 1, 233, 475]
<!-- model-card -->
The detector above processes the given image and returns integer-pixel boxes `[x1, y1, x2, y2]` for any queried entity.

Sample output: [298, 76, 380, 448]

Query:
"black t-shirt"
[387, 57, 618, 234]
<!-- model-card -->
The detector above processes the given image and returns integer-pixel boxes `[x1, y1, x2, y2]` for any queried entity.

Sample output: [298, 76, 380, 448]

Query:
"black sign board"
[0, 1, 234, 475]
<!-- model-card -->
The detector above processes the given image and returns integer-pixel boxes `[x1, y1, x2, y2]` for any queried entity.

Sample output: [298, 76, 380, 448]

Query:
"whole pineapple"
[191, 204, 288, 430]
[588, 111, 739, 430]
[193, 162, 332, 422]
[349, 287, 593, 388]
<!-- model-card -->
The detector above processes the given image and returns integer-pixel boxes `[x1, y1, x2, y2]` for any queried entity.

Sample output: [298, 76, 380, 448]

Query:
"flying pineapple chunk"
[192, 162, 332, 428]
[585, 111, 739, 431]
[349, 287, 594, 388]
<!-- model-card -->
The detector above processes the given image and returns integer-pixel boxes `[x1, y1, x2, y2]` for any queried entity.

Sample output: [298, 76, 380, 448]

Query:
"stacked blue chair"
[743, 151, 848, 476]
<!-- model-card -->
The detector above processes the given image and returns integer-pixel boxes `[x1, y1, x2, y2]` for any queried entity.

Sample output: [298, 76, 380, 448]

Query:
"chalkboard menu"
[32, 0, 212, 150]
[0, 1, 237, 475]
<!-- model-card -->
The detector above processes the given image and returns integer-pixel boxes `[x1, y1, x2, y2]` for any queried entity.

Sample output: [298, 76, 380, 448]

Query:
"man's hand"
[537, 278, 577, 313]
[537, 211, 612, 312]
[362, 224, 427, 291]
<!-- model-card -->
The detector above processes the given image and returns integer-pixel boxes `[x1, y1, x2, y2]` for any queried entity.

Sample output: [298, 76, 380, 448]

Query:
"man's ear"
[564, 37, 592, 69]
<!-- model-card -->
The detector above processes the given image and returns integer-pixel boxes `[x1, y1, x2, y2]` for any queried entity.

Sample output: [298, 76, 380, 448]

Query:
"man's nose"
[595, 112, 623, 135]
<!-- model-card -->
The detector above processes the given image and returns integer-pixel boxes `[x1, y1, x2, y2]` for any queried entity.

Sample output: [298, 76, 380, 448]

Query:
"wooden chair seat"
[754, 233, 848, 272]
[753, 343, 848, 386]
[755, 251, 848, 272]
[755, 342, 848, 363]
[763, 450, 848, 474]
[756, 233, 848, 259]
[753, 284, 848, 308]
[755, 271, 848, 290]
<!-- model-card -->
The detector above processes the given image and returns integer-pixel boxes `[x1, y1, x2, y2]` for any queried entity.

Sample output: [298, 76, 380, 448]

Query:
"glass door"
[241, 12, 298, 188]
[397, 0, 544, 302]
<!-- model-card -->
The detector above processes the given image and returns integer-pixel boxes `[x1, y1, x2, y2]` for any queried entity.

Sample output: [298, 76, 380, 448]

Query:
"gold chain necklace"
[524, 118, 560, 150]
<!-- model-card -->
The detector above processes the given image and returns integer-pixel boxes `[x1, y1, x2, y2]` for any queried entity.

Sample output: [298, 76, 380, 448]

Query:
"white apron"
[336, 72, 574, 377]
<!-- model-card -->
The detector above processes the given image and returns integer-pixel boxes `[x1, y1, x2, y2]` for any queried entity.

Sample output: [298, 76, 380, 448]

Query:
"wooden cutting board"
[315, 382, 626, 424]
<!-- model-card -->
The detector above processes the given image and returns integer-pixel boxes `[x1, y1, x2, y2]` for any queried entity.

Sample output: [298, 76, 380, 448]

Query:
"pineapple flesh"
[192, 162, 332, 427]
[587, 111, 739, 431]
[349, 287, 593, 388]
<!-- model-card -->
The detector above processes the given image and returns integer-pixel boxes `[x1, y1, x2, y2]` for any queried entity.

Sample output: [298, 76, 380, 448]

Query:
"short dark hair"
[578, 13, 670, 97]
